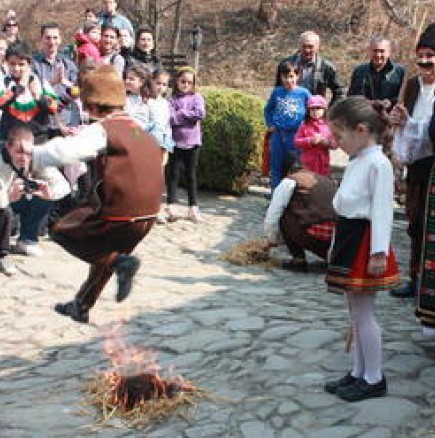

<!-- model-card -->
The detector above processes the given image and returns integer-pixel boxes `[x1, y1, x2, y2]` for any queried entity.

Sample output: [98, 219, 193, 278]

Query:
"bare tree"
[120, 0, 185, 52]
[379, 0, 434, 29]
[380, 0, 413, 27]
[171, 0, 183, 54]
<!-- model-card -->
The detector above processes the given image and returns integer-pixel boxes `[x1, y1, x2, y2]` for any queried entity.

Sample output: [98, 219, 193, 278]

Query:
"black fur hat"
[416, 23, 435, 52]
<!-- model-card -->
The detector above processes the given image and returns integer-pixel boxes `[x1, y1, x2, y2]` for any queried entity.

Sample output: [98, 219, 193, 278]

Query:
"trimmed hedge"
[198, 87, 265, 194]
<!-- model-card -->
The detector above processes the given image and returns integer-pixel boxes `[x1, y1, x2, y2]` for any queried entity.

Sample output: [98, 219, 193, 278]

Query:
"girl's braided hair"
[328, 96, 392, 147]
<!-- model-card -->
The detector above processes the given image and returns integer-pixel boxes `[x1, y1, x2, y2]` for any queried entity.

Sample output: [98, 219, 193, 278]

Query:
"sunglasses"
[5, 23, 18, 27]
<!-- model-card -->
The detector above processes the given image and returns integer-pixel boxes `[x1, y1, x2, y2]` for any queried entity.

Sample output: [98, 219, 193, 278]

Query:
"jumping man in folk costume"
[32, 65, 165, 323]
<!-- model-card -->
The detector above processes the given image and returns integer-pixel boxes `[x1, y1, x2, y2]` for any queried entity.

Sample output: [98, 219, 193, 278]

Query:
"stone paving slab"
[1, 192, 435, 437]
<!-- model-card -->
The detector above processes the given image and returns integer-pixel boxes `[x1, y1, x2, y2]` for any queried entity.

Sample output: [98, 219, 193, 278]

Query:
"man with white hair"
[283, 30, 345, 105]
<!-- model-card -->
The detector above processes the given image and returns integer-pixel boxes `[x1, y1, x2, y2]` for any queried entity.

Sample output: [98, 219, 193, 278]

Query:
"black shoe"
[324, 372, 357, 394]
[336, 376, 387, 402]
[54, 300, 89, 323]
[114, 255, 140, 303]
[282, 258, 308, 272]
[390, 281, 416, 299]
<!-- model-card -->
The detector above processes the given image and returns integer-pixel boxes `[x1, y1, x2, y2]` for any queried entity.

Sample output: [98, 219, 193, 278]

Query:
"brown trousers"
[50, 207, 154, 310]
[405, 182, 428, 280]
[280, 215, 330, 260]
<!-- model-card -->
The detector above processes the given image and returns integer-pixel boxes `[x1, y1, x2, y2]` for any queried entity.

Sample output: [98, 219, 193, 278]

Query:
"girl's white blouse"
[333, 145, 394, 255]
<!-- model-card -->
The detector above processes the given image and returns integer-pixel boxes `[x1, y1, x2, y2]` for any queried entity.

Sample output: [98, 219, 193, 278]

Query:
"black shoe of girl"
[336, 376, 387, 402]
[54, 300, 89, 323]
[114, 254, 140, 302]
[324, 372, 357, 394]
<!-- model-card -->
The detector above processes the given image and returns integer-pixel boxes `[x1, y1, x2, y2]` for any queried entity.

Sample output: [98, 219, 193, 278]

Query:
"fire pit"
[85, 323, 204, 428]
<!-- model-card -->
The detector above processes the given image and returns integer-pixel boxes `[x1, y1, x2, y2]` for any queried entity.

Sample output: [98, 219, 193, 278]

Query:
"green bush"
[198, 87, 265, 194]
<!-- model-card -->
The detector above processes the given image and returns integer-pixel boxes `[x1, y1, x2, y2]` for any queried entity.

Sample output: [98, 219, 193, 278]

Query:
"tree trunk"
[149, 0, 160, 49]
[171, 0, 183, 54]
[119, 0, 149, 28]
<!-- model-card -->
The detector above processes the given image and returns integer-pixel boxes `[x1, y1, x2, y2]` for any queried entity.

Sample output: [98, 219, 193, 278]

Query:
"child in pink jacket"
[294, 95, 336, 176]
[75, 22, 101, 64]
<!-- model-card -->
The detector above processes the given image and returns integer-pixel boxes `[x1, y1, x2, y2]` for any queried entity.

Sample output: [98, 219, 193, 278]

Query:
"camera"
[23, 178, 39, 193]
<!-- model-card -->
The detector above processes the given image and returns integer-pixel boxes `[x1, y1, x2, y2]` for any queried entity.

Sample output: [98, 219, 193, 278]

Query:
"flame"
[99, 320, 195, 411]
[102, 320, 160, 377]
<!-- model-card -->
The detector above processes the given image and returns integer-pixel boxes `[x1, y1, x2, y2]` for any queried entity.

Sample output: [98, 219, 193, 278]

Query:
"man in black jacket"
[348, 36, 405, 110]
[282, 30, 345, 106]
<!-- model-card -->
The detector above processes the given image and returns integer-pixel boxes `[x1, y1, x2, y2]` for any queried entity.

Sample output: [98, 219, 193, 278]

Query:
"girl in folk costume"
[32, 65, 165, 324]
[294, 95, 336, 177]
[325, 96, 399, 402]
[0, 42, 57, 143]
[264, 60, 311, 189]
[166, 66, 206, 223]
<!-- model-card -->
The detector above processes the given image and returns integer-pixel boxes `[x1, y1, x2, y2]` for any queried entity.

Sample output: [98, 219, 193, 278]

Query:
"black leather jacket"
[347, 60, 405, 105]
[282, 53, 346, 105]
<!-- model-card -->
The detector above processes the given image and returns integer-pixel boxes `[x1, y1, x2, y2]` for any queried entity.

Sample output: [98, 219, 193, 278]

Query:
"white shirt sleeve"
[369, 160, 394, 255]
[264, 178, 296, 242]
[33, 166, 71, 200]
[32, 123, 107, 168]
[393, 116, 432, 164]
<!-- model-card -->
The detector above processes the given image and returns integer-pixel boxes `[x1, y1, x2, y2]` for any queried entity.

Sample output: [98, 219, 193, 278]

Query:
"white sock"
[347, 293, 382, 384]
[346, 295, 364, 378]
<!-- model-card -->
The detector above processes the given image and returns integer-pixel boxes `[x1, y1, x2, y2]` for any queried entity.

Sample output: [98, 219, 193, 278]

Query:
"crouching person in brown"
[264, 153, 337, 271]
[32, 65, 164, 323]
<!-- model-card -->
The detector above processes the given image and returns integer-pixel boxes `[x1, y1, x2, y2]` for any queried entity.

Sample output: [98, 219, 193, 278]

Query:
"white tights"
[346, 292, 382, 384]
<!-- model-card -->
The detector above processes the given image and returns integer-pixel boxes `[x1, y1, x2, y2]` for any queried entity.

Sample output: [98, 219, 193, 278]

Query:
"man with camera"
[0, 124, 69, 272]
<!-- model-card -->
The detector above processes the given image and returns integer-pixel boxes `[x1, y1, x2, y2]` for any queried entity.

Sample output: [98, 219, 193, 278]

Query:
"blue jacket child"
[265, 60, 311, 189]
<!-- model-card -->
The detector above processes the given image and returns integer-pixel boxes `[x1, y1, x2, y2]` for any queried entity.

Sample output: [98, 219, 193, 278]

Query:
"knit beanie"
[416, 23, 435, 52]
[81, 64, 126, 107]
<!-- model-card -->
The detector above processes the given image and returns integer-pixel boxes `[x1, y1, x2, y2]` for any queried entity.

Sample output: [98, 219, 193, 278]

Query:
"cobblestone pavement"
[1, 192, 435, 438]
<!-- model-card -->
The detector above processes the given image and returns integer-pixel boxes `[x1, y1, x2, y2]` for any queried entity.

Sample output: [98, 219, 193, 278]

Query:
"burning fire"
[85, 322, 202, 428]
